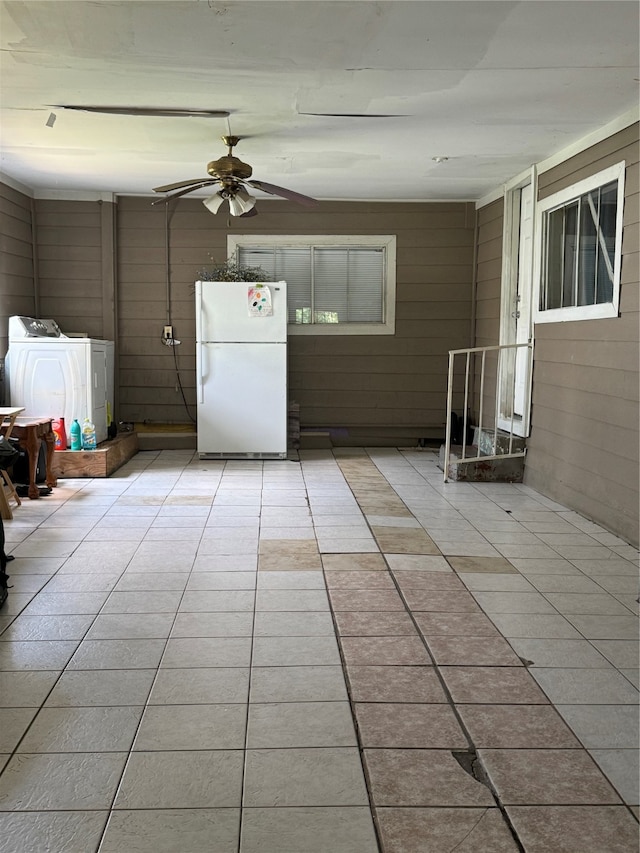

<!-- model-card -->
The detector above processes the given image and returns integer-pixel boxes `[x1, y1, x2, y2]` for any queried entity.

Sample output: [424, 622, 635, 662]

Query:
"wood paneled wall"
[0, 184, 35, 393]
[474, 199, 503, 348]
[34, 199, 113, 340]
[471, 198, 503, 429]
[116, 198, 476, 441]
[525, 123, 639, 545]
[473, 123, 639, 544]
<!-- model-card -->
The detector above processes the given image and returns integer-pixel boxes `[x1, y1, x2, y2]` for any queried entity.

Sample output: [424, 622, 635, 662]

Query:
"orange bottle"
[52, 418, 67, 450]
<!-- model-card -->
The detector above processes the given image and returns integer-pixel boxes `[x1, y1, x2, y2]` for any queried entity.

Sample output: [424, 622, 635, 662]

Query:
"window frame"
[228, 234, 397, 335]
[533, 161, 625, 324]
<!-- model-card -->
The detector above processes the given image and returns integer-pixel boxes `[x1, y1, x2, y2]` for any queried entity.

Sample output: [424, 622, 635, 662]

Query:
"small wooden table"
[0, 407, 25, 519]
[1, 416, 57, 501]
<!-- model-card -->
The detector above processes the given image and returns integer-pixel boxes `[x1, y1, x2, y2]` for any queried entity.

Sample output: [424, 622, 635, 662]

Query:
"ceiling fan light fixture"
[231, 187, 256, 215]
[202, 192, 225, 213]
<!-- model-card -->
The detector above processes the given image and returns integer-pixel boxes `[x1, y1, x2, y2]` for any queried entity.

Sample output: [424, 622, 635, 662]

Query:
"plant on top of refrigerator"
[197, 252, 272, 282]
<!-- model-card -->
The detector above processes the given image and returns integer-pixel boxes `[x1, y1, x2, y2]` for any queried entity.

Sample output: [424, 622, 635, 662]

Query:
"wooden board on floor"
[52, 431, 139, 478]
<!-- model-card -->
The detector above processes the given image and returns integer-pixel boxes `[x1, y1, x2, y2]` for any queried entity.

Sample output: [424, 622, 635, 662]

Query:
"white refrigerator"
[195, 280, 288, 458]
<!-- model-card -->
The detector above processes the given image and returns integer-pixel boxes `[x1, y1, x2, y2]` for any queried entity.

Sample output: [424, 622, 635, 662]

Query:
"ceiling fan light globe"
[236, 187, 256, 212]
[228, 193, 255, 216]
[203, 192, 225, 213]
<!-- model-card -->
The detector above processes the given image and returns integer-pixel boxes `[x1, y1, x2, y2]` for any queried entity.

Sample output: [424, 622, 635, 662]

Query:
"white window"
[534, 161, 625, 323]
[228, 235, 396, 335]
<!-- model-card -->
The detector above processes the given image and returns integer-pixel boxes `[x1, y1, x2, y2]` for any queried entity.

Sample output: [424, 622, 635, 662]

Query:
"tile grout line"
[94, 452, 226, 852]
[301, 457, 385, 853]
[237, 462, 263, 853]
[386, 450, 640, 817]
[334, 451, 528, 853]
[0, 465, 156, 812]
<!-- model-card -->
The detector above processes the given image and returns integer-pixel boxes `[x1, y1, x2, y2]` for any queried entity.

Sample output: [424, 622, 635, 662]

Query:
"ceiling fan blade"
[153, 178, 215, 193]
[298, 112, 410, 118]
[53, 106, 230, 119]
[247, 180, 319, 207]
[240, 207, 259, 218]
[151, 182, 218, 204]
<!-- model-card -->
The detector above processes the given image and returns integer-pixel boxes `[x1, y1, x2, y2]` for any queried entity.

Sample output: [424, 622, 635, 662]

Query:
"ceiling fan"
[152, 135, 319, 217]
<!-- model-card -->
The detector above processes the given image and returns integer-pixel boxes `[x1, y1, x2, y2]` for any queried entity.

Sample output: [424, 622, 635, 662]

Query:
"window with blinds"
[230, 235, 396, 335]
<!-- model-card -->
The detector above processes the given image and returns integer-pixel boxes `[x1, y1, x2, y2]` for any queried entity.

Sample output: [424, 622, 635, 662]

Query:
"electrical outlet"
[163, 325, 173, 340]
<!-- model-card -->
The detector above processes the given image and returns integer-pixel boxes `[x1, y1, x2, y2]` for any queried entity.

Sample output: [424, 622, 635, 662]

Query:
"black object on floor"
[15, 485, 52, 498]
[0, 516, 8, 608]
[9, 437, 48, 485]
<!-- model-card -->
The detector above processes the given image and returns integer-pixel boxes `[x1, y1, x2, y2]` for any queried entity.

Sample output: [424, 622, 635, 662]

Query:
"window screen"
[541, 180, 618, 311]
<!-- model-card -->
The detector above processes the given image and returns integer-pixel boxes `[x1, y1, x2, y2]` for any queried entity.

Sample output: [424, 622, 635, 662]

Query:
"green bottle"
[70, 419, 82, 451]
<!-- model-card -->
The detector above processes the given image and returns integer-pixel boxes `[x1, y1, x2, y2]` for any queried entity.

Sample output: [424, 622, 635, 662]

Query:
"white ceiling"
[1, 0, 638, 204]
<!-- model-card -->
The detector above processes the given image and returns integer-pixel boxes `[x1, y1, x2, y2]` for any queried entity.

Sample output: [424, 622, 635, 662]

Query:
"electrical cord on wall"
[163, 199, 196, 424]
[163, 331, 196, 424]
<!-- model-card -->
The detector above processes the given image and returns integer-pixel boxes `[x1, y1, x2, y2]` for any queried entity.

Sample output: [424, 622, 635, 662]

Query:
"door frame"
[498, 166, 537, 437]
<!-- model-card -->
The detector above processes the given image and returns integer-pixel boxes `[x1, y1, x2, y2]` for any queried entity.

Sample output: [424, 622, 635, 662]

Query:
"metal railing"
[443, 341, 533, 483]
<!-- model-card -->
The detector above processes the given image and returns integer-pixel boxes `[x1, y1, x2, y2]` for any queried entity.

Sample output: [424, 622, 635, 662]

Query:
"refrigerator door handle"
[196, 342, 205, 405]
[198, 291, 204, 345]
[196, 286, 204, 404]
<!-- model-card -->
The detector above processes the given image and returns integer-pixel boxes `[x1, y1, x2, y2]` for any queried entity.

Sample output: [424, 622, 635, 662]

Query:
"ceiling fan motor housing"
[207, 155, 253, 180]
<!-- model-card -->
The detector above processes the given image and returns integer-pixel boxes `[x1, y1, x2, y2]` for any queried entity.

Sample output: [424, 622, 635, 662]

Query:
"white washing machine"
[6, 316, 115, 445]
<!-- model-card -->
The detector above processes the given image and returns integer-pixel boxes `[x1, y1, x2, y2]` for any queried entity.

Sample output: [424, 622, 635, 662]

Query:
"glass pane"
[313, 247, 384, 324]
[275, 249, 312, 323]
[595, 182, 617, 303]
[314, 249, 347, 323]
[544, 208, 565, 310]
[347, 249, 384, 322]
[541, 172, 620, 314]
[562, 202, 578, 307]
[237, 247, 276, 279]
[240, 243, 385, 325]
[577, 193, 597, 306]
[238, 247, 312, 323]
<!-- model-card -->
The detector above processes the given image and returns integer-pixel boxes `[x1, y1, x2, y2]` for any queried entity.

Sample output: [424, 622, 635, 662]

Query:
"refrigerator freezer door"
[197, 342, 287, 457]
[196, 280, 287, 343]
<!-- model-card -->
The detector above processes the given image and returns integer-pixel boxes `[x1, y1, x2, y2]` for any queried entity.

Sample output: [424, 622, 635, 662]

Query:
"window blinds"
[238, 245, 384, 324]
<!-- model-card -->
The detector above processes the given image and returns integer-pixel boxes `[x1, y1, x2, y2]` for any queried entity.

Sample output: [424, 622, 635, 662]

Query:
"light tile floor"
[0, 447, 638, 852]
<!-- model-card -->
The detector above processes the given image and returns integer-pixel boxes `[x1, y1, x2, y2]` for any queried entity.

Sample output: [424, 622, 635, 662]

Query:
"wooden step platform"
[299, 430, 333, 449]
[137, 431, 197, 451]
[52, 431, 139, 479]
